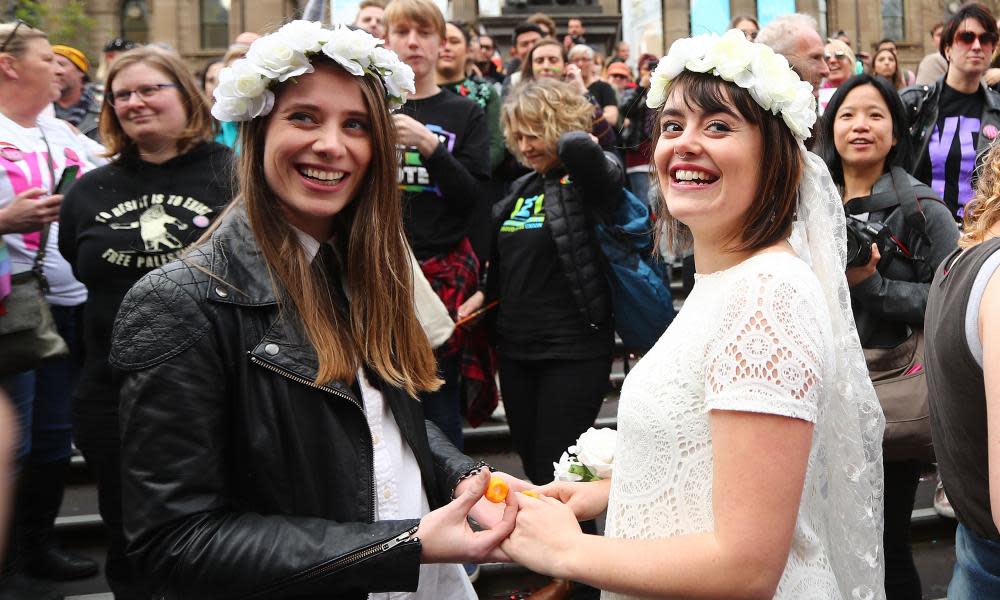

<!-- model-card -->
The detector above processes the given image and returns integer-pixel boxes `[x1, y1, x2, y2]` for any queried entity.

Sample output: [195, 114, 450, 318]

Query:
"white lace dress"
[603, 251, 849, 599]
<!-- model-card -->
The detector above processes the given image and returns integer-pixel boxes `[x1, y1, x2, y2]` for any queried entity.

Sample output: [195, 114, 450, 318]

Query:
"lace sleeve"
[704, 265, 830, 423]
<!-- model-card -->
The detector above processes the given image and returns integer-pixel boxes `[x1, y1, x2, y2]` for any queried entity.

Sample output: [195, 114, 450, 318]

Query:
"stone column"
[730, 0, 756, 22]
[663, 0, 690, 46]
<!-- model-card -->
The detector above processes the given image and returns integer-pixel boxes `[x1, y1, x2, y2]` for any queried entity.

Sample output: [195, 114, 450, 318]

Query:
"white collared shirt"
[293, 228, 475, 600]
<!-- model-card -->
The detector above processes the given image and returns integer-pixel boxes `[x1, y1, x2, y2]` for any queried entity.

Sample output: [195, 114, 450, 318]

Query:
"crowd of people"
[0, 1, 998, 599]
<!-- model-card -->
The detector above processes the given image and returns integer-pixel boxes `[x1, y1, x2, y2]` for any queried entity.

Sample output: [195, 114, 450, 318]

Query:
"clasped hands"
[416, 468, 611, 577]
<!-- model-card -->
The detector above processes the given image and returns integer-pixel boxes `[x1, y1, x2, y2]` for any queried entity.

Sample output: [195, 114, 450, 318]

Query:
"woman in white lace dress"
[501, 30, 886, 600]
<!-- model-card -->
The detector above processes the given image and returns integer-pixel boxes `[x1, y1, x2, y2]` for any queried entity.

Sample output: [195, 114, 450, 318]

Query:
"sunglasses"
[955, 30, 999, 46]
[824, 51, 848, 61]
[0, 19, 25, 53]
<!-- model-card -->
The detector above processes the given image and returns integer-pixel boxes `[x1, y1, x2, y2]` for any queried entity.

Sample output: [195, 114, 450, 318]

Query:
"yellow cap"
[51, 45, 89, 75]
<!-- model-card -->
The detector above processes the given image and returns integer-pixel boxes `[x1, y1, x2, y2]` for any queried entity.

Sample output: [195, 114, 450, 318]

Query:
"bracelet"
[451, 460, 493, 498]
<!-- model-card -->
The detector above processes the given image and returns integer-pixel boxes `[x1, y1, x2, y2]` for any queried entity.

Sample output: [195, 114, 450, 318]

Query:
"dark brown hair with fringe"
[653, 70, 802, 254]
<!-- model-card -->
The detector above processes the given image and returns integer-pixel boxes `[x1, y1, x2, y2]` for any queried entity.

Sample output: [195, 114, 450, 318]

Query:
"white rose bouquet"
[553, 427, 617, 482]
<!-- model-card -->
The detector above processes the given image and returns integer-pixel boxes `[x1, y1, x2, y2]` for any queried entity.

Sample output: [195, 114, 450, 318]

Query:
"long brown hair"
[100, 47, 214, 159]
[237, 59, 439, 396]
[653, 71, 802, 254]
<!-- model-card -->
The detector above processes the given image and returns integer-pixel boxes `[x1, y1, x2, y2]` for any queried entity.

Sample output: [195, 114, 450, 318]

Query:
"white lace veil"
[789, 150, 886, 600]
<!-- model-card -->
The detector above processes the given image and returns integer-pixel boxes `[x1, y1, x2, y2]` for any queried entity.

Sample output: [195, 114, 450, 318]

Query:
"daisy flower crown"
[211, 20, 416, 122]
[646, 29, 817, 141]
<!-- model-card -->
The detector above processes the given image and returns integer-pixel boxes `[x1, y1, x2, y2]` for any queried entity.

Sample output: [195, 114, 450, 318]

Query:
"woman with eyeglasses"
[57, 46, 233, 599]
[0, 20, 104, 599]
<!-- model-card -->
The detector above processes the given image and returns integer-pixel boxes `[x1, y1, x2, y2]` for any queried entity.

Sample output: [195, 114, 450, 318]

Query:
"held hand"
[457, 468, 532, 529]
[417, 470, 517, 564]
[392, 114, 440, 157]
[457, 291, 485, 321]
[500, 492, 582, 578]
[0, 189, 61, 234]
[846, 243, 880, 288]
[534, 479, 611, 521]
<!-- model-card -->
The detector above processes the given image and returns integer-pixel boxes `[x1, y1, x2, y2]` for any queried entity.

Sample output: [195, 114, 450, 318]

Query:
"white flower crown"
[211, 20, 416, 122]
[646, 29, 817, 141]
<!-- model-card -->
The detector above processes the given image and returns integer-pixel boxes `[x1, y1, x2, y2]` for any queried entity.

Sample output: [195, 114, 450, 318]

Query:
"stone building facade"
[31, 0, 994, 75]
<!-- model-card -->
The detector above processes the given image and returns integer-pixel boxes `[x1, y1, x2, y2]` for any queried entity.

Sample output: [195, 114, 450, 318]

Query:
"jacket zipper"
[247, 354, 379, 525]
[244, 525, 420, 599]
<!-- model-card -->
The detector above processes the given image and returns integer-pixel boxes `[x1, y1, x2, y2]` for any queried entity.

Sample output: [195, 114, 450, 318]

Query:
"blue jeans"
[949, 522, 1000, 599]
[0, 304, 81, 468]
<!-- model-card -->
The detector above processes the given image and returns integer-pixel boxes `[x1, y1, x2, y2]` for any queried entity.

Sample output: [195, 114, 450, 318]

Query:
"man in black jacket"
[900, 3, 1000, 220]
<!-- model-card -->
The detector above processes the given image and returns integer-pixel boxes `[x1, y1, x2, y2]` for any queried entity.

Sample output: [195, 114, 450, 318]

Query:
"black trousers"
[883, 460, 923, 600]
[498, 354, 612, 486]
[74, 431, 151, 600]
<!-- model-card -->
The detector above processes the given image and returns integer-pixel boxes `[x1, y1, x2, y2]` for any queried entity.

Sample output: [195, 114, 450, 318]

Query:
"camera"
[845, 216, 901, 268]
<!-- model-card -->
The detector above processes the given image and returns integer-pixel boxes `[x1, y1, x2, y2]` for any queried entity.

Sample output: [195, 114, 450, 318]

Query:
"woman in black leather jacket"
[820, 74, 960, 600]
[108, 28, 519, 600]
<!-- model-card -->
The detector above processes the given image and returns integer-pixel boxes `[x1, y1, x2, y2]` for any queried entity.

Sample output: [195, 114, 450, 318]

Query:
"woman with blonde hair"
[58, 45, 233, 598]
[925, 142, 1000, 598]
[819, 38, 857, 113]
[106, 23, 518, 598]
[463, 80, 622, 600]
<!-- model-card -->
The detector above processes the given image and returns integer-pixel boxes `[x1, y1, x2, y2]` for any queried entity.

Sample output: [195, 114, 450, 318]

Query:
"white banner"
[621, 0, 664, 65]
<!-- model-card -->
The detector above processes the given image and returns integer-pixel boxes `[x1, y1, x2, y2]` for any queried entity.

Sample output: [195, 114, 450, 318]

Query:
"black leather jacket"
[899, 78, 1000, 181]
[845, 168, 960, 348]
[109, 206, 478, 600]
[487, 131, 623, 331]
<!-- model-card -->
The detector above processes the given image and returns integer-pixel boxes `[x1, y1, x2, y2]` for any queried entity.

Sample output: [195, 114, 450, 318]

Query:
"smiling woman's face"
[832, 83, 895, 175]
[263, 63, 373, 241]
[652, 82, 762, 242]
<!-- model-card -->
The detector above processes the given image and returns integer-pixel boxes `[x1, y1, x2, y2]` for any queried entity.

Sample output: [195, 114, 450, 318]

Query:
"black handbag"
[0, 224, 69, 377]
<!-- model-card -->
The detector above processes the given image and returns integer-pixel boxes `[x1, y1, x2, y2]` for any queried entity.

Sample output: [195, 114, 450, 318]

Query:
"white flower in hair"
[322, 26, 380, 76]
[277, 20, 332, 53]
[246, 32, 312, 82]
[646, 28, 817, 141]
[210, 20, 416, 122]
[383, 60, 416, 100]
[211, 91, 275, 122]
[215, 59, 268, 99]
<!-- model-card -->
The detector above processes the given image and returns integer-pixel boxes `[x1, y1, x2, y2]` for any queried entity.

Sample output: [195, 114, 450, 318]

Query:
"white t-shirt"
[0, 113, 102, 306]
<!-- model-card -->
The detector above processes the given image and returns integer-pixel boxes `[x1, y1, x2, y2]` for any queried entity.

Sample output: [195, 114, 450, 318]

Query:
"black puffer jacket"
[109, 206, 478, 600]
[487, 131, 624, 331]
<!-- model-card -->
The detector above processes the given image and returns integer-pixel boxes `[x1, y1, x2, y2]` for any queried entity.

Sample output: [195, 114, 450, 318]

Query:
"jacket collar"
[203, 203, 362, 403]
[204, 203, 281, 306]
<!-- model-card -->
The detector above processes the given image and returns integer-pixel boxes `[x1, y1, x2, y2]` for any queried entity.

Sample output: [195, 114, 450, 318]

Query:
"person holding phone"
[0, 20, 104, 598]
[57, 46, 233, 599]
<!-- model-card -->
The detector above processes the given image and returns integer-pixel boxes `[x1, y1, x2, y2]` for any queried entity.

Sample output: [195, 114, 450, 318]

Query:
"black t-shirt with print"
[58, 142, 234, 424]
[397, 90, 490, 260]
[495, 175, 610, 360]
[915, 83, 984, 218]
